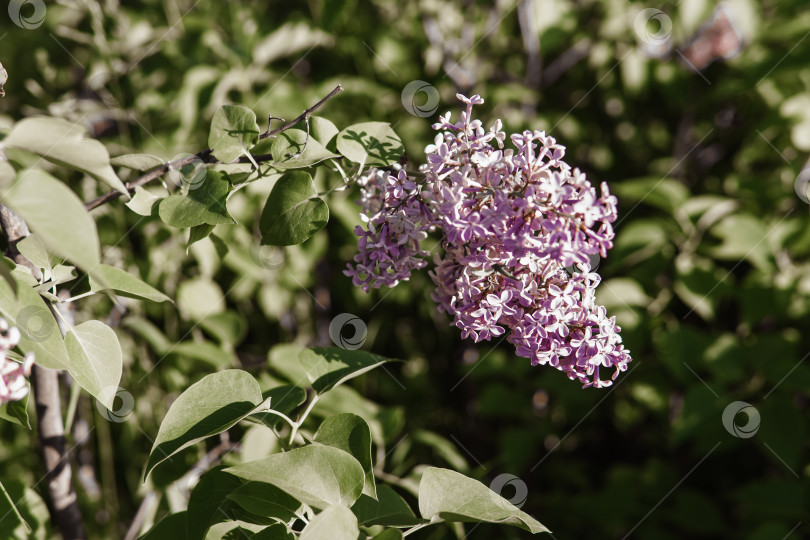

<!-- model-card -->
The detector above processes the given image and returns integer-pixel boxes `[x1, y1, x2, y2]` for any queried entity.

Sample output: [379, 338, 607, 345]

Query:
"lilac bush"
[346, 94, 632, 387]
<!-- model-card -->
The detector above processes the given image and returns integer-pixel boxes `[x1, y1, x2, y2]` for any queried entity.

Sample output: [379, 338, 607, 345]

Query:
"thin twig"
[84, 84, 344, 212]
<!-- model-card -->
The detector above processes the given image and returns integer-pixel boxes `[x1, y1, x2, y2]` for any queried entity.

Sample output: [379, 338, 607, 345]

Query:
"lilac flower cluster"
[0, 318, 34, 405]
[345, 94, 631, 387]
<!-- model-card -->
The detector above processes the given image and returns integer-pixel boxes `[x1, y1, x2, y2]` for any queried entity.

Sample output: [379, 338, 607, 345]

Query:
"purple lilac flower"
[346, 94, 632, 387]
[0, 318, 34, 405]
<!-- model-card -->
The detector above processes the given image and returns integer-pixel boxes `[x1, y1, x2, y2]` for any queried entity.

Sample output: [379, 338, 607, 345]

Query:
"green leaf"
[315, 413, 376, 498]
[351, 485, 422, 527]
[225, 445, 365, 509]
[0, 273, 69, 370]
[269, 129, 340, 169]
[226, 482, 302, 523]
[259, 171, 328, 246]
[89, 264, 172, 303]
[110, 153, 164, 171]
[0, 479, 30, 537]
[141, 511, 189, 540]
[209, 105, 260, 163]
[3, 117, 129, 195]
[418, 468, 549, 534]
[158, 170, 236, 228]
[0, 377, 30, 428]
[188, 224, 215, 249]
[412, 430, 469, 473]
[300, 504, 359, 540]
[65, 321, 123, 410]
[2, 169, 101, 275]
[0, 479, 49, 539]
[299, 347, 390, 394]
[336, 122, 404, 167]
[186, 467, 242, 540]
[145, 370, 265, 479]
[251, 524, 295, 540]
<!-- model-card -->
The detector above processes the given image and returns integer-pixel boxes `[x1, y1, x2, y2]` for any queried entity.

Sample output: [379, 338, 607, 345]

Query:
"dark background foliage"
[0, 0, 808, 538]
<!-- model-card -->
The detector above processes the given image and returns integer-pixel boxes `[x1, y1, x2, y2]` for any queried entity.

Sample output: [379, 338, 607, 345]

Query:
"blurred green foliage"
[0, 0, 809, 538]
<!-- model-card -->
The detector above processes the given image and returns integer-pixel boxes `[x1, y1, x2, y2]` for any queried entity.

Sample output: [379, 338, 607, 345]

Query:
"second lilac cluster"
[345, 95, 631, 388]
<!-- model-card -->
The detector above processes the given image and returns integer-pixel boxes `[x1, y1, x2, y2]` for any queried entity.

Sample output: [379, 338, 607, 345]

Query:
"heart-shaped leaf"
[269, 129, 339, 169]
[259, 171, 328, 246]
[315, 413, 376, 498]
[145, 370, 265, 479]
[418, 467, 549, 534]
[209, 105, 260, 163]
[158, 169, 235, 228]
[65, 321, 123, 410]
[225, 445, 365, 509]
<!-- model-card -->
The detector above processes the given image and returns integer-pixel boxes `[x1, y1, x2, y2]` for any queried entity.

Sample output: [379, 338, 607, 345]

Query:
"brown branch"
[0, 206, 86, 540]
[84, 84, 344, 212]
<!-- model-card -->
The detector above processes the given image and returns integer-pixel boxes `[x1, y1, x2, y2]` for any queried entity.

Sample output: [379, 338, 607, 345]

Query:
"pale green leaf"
[3, 117, 128, 194]
[89, 264, 171, 303]
[65, 321, 123, 410]
[145, 370, 264, 479]
[336, 122, 404, 167]
[2, 169, 101, 275]
[300, 505, 359, 540]
[225, 445, 365, 509]
[0, 274, 69, 369]
[418, 468, 549, 534]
